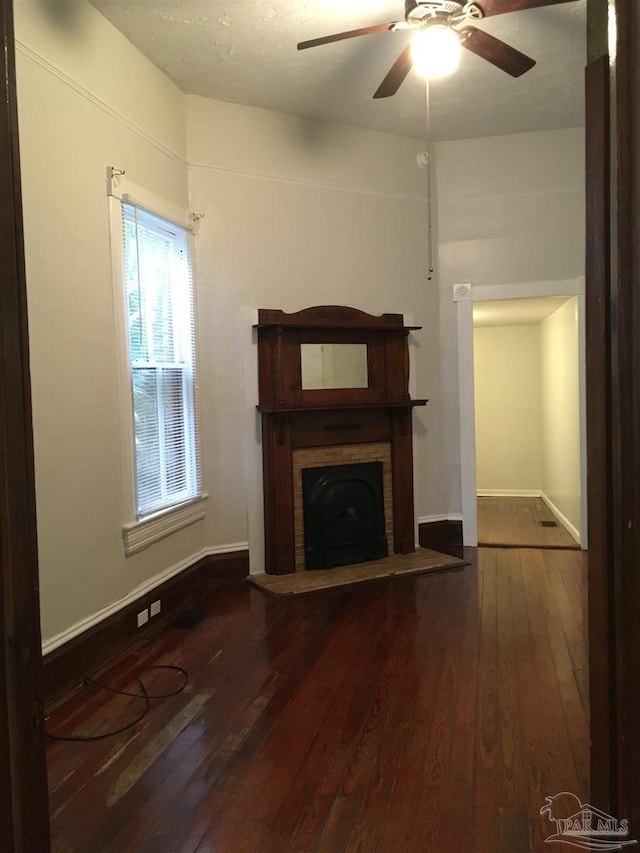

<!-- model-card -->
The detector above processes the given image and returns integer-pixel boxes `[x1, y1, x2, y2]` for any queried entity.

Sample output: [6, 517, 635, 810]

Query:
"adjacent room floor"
[46, 546, 588, 853]
[477, 496, 581, 549]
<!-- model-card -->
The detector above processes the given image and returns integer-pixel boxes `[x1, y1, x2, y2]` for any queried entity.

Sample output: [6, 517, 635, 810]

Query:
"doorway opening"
[455, 278, 587, 549]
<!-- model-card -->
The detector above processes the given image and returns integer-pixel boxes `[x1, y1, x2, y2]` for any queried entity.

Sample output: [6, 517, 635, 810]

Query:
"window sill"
[123, 493, 209, 556]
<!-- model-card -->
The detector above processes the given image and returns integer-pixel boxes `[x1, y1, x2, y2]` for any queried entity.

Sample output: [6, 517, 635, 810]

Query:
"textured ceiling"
[473, 296, 571, 327]
[87, 0, 586, 140]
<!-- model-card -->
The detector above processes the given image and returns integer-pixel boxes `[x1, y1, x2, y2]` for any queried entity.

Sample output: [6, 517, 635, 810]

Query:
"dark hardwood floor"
[477, 497, 581, 549]
[46, 547, 588, 852]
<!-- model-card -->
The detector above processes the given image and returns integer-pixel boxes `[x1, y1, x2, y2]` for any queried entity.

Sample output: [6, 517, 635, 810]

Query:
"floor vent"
[540, 520, 559, 528]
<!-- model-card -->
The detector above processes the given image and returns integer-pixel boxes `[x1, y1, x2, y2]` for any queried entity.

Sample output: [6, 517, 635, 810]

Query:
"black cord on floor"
[46, 665, 189, 742]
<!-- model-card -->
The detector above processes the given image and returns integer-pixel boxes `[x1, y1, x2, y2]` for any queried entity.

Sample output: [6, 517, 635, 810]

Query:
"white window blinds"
[122, 202, 200, 518]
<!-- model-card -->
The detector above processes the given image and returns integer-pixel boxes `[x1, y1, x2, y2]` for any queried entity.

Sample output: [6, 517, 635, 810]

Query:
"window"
[122, 202, 200, 520]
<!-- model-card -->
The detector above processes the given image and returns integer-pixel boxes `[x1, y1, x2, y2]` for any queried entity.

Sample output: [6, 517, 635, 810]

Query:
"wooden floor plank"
[366, 572, 467, 852]
[146, 590, 382, 853]
[430, 541, 483, 852]
[541, 550, 590, 796]
[496, 549, 527, 813]
[472, 547, 500, 853]
[520, 549, 587, 845]
[286, 578, 450, 853]
[46, 547, 589, 853]
[478, 496, 580, 549]
[401, 566, 476, 852]
[208, 591, 398, 852]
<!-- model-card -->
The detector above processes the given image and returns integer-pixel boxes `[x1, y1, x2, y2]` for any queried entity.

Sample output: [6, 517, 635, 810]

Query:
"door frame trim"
[0, 0, 51, 848]
[455, 277, 587, 547]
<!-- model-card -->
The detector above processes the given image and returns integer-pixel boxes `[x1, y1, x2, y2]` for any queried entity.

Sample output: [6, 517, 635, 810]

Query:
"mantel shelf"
[253, 323, 422, 332]
[257, 399, 428, 413]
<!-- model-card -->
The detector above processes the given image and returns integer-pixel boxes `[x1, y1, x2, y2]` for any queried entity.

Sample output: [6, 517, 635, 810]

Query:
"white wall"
[540, 297, 581, 533]
[15, 0, 193, 644]
[435, 128, 585, 515]
[473, 324, 543, 493]
[14, 1, 443, 644]
[185, 96, 444, 550]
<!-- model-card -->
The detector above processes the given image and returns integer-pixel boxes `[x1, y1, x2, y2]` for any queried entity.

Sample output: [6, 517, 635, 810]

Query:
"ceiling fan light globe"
[411, 25, 461, 79]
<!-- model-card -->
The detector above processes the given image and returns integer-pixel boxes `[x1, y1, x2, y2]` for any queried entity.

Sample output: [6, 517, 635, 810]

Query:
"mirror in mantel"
[300, 343, 368, 390]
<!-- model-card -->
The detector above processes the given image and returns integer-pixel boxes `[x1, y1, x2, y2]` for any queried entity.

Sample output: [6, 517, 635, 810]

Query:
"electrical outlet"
[137, 608, 149, 628]
[150, 600, 161, 618]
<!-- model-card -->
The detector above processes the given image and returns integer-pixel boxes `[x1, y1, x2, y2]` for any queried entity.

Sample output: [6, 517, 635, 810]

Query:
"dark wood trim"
[256, 305, 426, 413]
[585, 52, 614, 812]
[390, 408, 416, 553]
[611, 0, 640, 830]
[256, 305, 415, 329]
[291, 408, 391, 449]
[0, 0, 51, 848]
[257, 400, 428, 413]
[418, 519, 463, 554]
[261, 413, 296, 575]
[585, 0, 640, 830]
[42, 550, 249, 706]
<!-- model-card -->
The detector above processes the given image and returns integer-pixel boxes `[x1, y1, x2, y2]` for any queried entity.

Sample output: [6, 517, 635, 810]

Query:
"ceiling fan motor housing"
[405, 1, 484, 25]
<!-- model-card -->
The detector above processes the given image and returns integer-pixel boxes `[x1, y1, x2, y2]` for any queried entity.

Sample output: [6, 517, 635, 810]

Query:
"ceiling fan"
[297, 0, 576, 98]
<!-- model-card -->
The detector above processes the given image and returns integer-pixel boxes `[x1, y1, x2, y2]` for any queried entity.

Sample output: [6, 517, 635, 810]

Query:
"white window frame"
[107, 169, 207, 555]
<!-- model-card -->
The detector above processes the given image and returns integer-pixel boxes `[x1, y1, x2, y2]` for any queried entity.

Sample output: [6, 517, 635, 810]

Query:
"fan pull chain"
[426, 79, 434, 281]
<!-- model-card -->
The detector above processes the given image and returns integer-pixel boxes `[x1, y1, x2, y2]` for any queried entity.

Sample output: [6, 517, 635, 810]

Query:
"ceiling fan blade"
[459, 26, 536, 77]
[297, 22, 398, 50]
[373, 45, 413, 99]
[472, 0, 576, 17]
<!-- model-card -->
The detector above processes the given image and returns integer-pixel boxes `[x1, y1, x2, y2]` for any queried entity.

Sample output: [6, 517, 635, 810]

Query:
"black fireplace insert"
[302, 461, 388, 570]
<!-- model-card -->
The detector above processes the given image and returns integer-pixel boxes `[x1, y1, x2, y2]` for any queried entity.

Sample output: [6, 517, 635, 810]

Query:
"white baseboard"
[41, 541, 249, 655]
[477, 489, 542, 498]
[418, 513, 463, 525]
[540, 493, 581, 545]
[418, 514, 447, 524]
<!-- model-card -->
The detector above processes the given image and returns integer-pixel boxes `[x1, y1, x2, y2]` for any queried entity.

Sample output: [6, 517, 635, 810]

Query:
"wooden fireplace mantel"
[257, 400, 426, 413]
[256, 306, 427, 575]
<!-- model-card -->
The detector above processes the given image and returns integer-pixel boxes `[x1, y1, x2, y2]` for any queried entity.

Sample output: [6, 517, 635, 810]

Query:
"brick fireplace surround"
[292, 442, 394, 571]
[256, 306, 427, 575]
